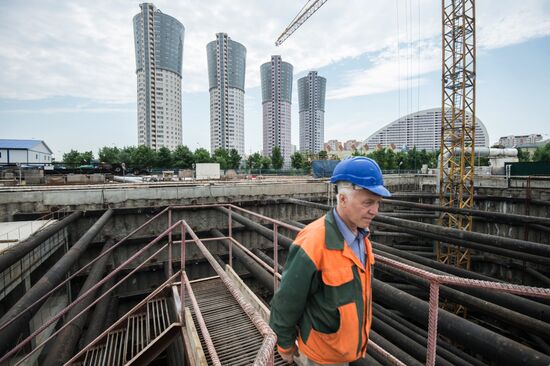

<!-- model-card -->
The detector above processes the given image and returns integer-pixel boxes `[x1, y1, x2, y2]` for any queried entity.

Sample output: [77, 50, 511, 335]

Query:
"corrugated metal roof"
[0, 139, 50, 152]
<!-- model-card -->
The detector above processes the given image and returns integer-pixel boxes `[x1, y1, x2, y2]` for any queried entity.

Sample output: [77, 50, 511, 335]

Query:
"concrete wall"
[0, 179, 328, 222]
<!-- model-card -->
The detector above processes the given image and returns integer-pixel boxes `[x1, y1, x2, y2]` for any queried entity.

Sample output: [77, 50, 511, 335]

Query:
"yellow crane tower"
[276, 0, 477, 271]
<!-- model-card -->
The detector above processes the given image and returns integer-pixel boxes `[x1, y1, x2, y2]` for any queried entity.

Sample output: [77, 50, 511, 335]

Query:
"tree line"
[61, 145, 288, 170]
[62, 145, 241, 170]
[60, 142, 550, 172]
[516, 143, 550, 162]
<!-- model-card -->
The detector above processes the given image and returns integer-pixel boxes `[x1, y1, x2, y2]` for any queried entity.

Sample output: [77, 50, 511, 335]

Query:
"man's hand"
[277, 344, 299, 364]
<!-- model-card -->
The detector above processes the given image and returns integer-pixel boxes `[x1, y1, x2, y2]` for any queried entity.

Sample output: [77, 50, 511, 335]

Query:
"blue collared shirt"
[332, 209, 369, 267]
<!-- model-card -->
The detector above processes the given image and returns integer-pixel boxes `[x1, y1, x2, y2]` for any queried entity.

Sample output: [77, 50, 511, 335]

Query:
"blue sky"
[1, 0, 549, 159]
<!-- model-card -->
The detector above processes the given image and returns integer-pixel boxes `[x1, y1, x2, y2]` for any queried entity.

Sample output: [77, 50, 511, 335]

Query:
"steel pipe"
[376, 261, 550, 339]
[0, 210, 82, 273]
[372, 279, 550, 365]
[251, 248, 284, 273]
[375, 216, 550, 257]
[373, 305, 477, 366]
[372, 241, 550, 323]
[369, 330, 423, 366]
[0, 208, 113, 356]
[374, 221, 550, 266]
[372, 316, 453, 366]
[373, 303, 487, 366]
[285, 198, 550, 257]
[42, 238, 115, 365]
[211, 229, 276, 292]
[382, 198, 550, 226]
[282, 219, 306, 229]
[389, 192, 550, 208]
[80, 276, 117, 347]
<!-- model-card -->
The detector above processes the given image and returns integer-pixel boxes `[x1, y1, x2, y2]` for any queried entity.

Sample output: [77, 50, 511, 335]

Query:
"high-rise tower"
[133, 3, 184, 150]
[298, 71, 326, 154]
[206, 33, 246, 155]
[260, 56, 293, 166]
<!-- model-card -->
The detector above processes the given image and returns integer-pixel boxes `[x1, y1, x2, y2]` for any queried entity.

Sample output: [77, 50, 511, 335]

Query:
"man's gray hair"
[336, 182, 355, 205]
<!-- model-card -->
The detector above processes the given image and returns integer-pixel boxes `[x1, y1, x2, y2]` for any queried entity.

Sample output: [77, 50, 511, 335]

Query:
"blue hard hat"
[330, 157, 391, 198]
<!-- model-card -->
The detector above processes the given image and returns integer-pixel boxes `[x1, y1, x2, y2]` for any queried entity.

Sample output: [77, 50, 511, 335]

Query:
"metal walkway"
[72, 297, 173, 366]
[188, 278, 286, 366]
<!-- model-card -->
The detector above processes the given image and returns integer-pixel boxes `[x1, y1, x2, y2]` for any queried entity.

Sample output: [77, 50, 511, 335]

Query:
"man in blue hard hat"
[270, 157, 391, 365]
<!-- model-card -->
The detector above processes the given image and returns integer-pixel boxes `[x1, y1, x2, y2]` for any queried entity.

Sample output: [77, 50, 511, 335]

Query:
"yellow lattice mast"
[437, 0, 476, 270]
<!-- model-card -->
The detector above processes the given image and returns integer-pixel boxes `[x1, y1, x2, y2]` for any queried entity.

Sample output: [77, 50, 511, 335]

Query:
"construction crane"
[437, 0, 476, 270]
[275, 0, 329, 46]
[276, 0, 477, 271]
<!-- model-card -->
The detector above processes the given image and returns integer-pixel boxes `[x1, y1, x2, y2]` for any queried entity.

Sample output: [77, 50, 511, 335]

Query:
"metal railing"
[374, 255, 550, 366]
[3, 203, 549, 366]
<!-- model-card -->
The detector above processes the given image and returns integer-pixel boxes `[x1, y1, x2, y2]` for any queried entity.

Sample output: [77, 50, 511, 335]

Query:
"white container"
[196, 163, 220, 180]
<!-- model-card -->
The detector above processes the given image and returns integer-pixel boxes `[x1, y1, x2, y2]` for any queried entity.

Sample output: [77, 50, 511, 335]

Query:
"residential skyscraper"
[260, 56, 293, 166]
[298, 71, 326, 154]
[133, 3, 184, 150]
[206, 33, 246, 155]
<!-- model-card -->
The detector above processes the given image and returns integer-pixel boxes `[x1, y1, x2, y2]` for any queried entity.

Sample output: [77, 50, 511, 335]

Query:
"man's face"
[340, 188, 382, 229]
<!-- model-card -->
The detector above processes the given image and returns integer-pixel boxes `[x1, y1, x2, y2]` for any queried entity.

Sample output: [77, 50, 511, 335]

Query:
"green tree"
[396, 151, 408, 170]
[260, 156, 271, 169]
[290, 152, 304, 169]
[173, 145, 194, 169]
[533, 143, 550, 162]
[133, 145, 156, 167]
[194, 148, 212, 163]
[385, 149, 396, 170]
[156, 147, 173, 168]
[119, 146, 137, 167]
[368, 149, 387, 169]
[98, 146, 120, 164]
[271, 147, 284, 169]
[213, 148, 230, 170]
[517, 148, 531, 162]
[81, 151, 94, 165]
[318, 150, 328, 160]
[302, 155, 312, 170]
[247, 152, 263, 169]
[228, 149, 242, 169]
[63, 150, 83, 167]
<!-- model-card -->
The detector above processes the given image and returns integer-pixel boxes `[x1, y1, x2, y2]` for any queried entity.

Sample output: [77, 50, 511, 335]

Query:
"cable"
[417, 0, 421, 113]
[396, 0, 401, 122]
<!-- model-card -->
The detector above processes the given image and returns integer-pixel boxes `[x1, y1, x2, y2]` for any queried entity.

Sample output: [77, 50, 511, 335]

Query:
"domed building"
[364, 108, 489, 151]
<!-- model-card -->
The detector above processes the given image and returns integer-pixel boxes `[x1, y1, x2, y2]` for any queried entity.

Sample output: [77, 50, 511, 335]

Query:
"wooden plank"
[185, 307, 208, 366]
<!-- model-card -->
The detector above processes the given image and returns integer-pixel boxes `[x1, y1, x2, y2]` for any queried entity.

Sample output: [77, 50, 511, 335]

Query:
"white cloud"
[477, 0, 550, 49]
[327, 42, 440, 100]
[0, 0, 548, 103]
